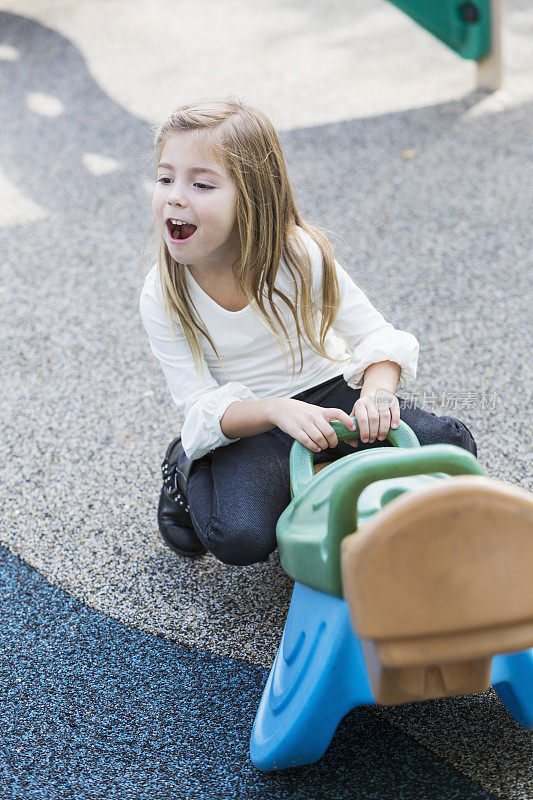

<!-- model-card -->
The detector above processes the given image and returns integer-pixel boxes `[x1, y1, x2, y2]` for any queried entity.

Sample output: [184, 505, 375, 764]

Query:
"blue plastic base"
[492, 649, 533, 728]
[250, 582, 533, 771]
[250, 582, 374, 771]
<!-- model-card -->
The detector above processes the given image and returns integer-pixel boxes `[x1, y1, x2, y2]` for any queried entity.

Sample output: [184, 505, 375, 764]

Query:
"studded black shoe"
[158, 437, 206, 557]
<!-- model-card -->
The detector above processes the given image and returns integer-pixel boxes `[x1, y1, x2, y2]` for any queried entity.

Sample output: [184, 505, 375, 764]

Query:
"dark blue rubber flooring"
[0, 547, 499, 800]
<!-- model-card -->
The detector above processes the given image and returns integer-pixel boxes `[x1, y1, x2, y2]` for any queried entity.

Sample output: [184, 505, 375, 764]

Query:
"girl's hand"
[268, 398, 358, 452]
[350, 388, 400, 444]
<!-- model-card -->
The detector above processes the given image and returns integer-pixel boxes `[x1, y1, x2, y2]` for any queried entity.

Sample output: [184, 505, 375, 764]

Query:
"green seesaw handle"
[290, 418, 420, 499]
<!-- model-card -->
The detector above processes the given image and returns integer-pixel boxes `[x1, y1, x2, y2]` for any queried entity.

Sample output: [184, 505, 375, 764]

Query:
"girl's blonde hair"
[152, 96, 347, 381]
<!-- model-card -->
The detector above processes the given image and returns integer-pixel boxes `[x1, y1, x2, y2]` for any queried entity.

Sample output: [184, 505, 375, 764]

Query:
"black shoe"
[158, 437, 206, 557]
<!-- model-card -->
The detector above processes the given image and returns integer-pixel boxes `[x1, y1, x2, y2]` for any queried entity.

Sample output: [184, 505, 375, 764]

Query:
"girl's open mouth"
[166, 218, 197, 243]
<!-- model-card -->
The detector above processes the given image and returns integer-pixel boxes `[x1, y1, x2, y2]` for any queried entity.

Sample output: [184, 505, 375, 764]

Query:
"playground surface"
[0, 1, 532, 797]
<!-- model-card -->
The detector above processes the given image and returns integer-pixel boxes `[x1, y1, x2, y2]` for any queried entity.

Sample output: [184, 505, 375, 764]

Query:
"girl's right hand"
[268, 398, 359, 452]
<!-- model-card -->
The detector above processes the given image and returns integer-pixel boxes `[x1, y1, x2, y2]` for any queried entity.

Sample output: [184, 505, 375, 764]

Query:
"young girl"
[139, 97, 477, 564]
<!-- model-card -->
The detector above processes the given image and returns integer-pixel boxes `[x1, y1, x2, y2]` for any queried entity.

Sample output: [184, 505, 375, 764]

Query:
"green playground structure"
[386, 0, 502, 89]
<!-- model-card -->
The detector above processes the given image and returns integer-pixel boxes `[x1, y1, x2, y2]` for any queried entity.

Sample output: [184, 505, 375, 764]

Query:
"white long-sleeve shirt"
[139, 228, 419, 460]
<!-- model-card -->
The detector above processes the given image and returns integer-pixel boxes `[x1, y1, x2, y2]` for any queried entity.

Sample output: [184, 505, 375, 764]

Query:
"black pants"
[187, 375, 478, 566]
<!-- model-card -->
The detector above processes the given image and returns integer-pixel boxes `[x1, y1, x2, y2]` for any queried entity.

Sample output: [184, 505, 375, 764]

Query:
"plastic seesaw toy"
[249, 419, 533, 771]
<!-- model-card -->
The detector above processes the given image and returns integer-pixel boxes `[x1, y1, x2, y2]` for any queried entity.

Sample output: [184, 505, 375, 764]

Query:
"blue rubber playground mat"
[0, 545, 516, 800]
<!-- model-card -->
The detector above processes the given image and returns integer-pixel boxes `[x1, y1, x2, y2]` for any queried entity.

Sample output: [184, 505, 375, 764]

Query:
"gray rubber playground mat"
[0, 4, 532, 797]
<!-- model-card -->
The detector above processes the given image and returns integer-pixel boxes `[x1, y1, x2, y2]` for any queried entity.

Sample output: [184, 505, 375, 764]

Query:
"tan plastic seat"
[313, 461, 334, 475]
[340, 475, 533, 705]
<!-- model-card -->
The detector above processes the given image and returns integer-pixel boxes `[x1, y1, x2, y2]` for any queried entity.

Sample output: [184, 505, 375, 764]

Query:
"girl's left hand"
[346, 388, 400, 446]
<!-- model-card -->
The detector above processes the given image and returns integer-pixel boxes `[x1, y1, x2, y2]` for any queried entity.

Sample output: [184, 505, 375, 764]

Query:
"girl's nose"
[167, 184, 187, 207]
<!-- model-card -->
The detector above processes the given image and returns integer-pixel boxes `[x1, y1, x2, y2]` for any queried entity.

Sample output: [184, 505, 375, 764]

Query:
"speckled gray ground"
[0, 2, 532, 797]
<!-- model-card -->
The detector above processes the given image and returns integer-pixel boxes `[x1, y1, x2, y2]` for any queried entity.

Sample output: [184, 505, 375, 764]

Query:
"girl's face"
[153, 132, 240, 275]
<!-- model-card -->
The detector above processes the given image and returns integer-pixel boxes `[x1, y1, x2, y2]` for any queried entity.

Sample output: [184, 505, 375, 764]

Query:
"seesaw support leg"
[491, 648, 533, 729]
[250, 581, 374, 771]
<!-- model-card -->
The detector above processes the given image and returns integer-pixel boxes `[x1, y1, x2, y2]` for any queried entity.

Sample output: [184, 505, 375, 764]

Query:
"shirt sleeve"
[303, 231, 419, 391]
[139, 269, 260, 461]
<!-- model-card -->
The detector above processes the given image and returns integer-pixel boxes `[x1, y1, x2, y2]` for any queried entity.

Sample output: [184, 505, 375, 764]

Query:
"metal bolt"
[459, 2, 479, 24]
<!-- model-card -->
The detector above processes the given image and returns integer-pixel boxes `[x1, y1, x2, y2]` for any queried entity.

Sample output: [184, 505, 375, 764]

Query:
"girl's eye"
[155, 178, 213, 189]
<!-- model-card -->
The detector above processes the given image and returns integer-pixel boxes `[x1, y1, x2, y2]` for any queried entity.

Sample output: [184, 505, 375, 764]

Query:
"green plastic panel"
[387, 0, 492, 60]
[277, 421, 485, 598]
